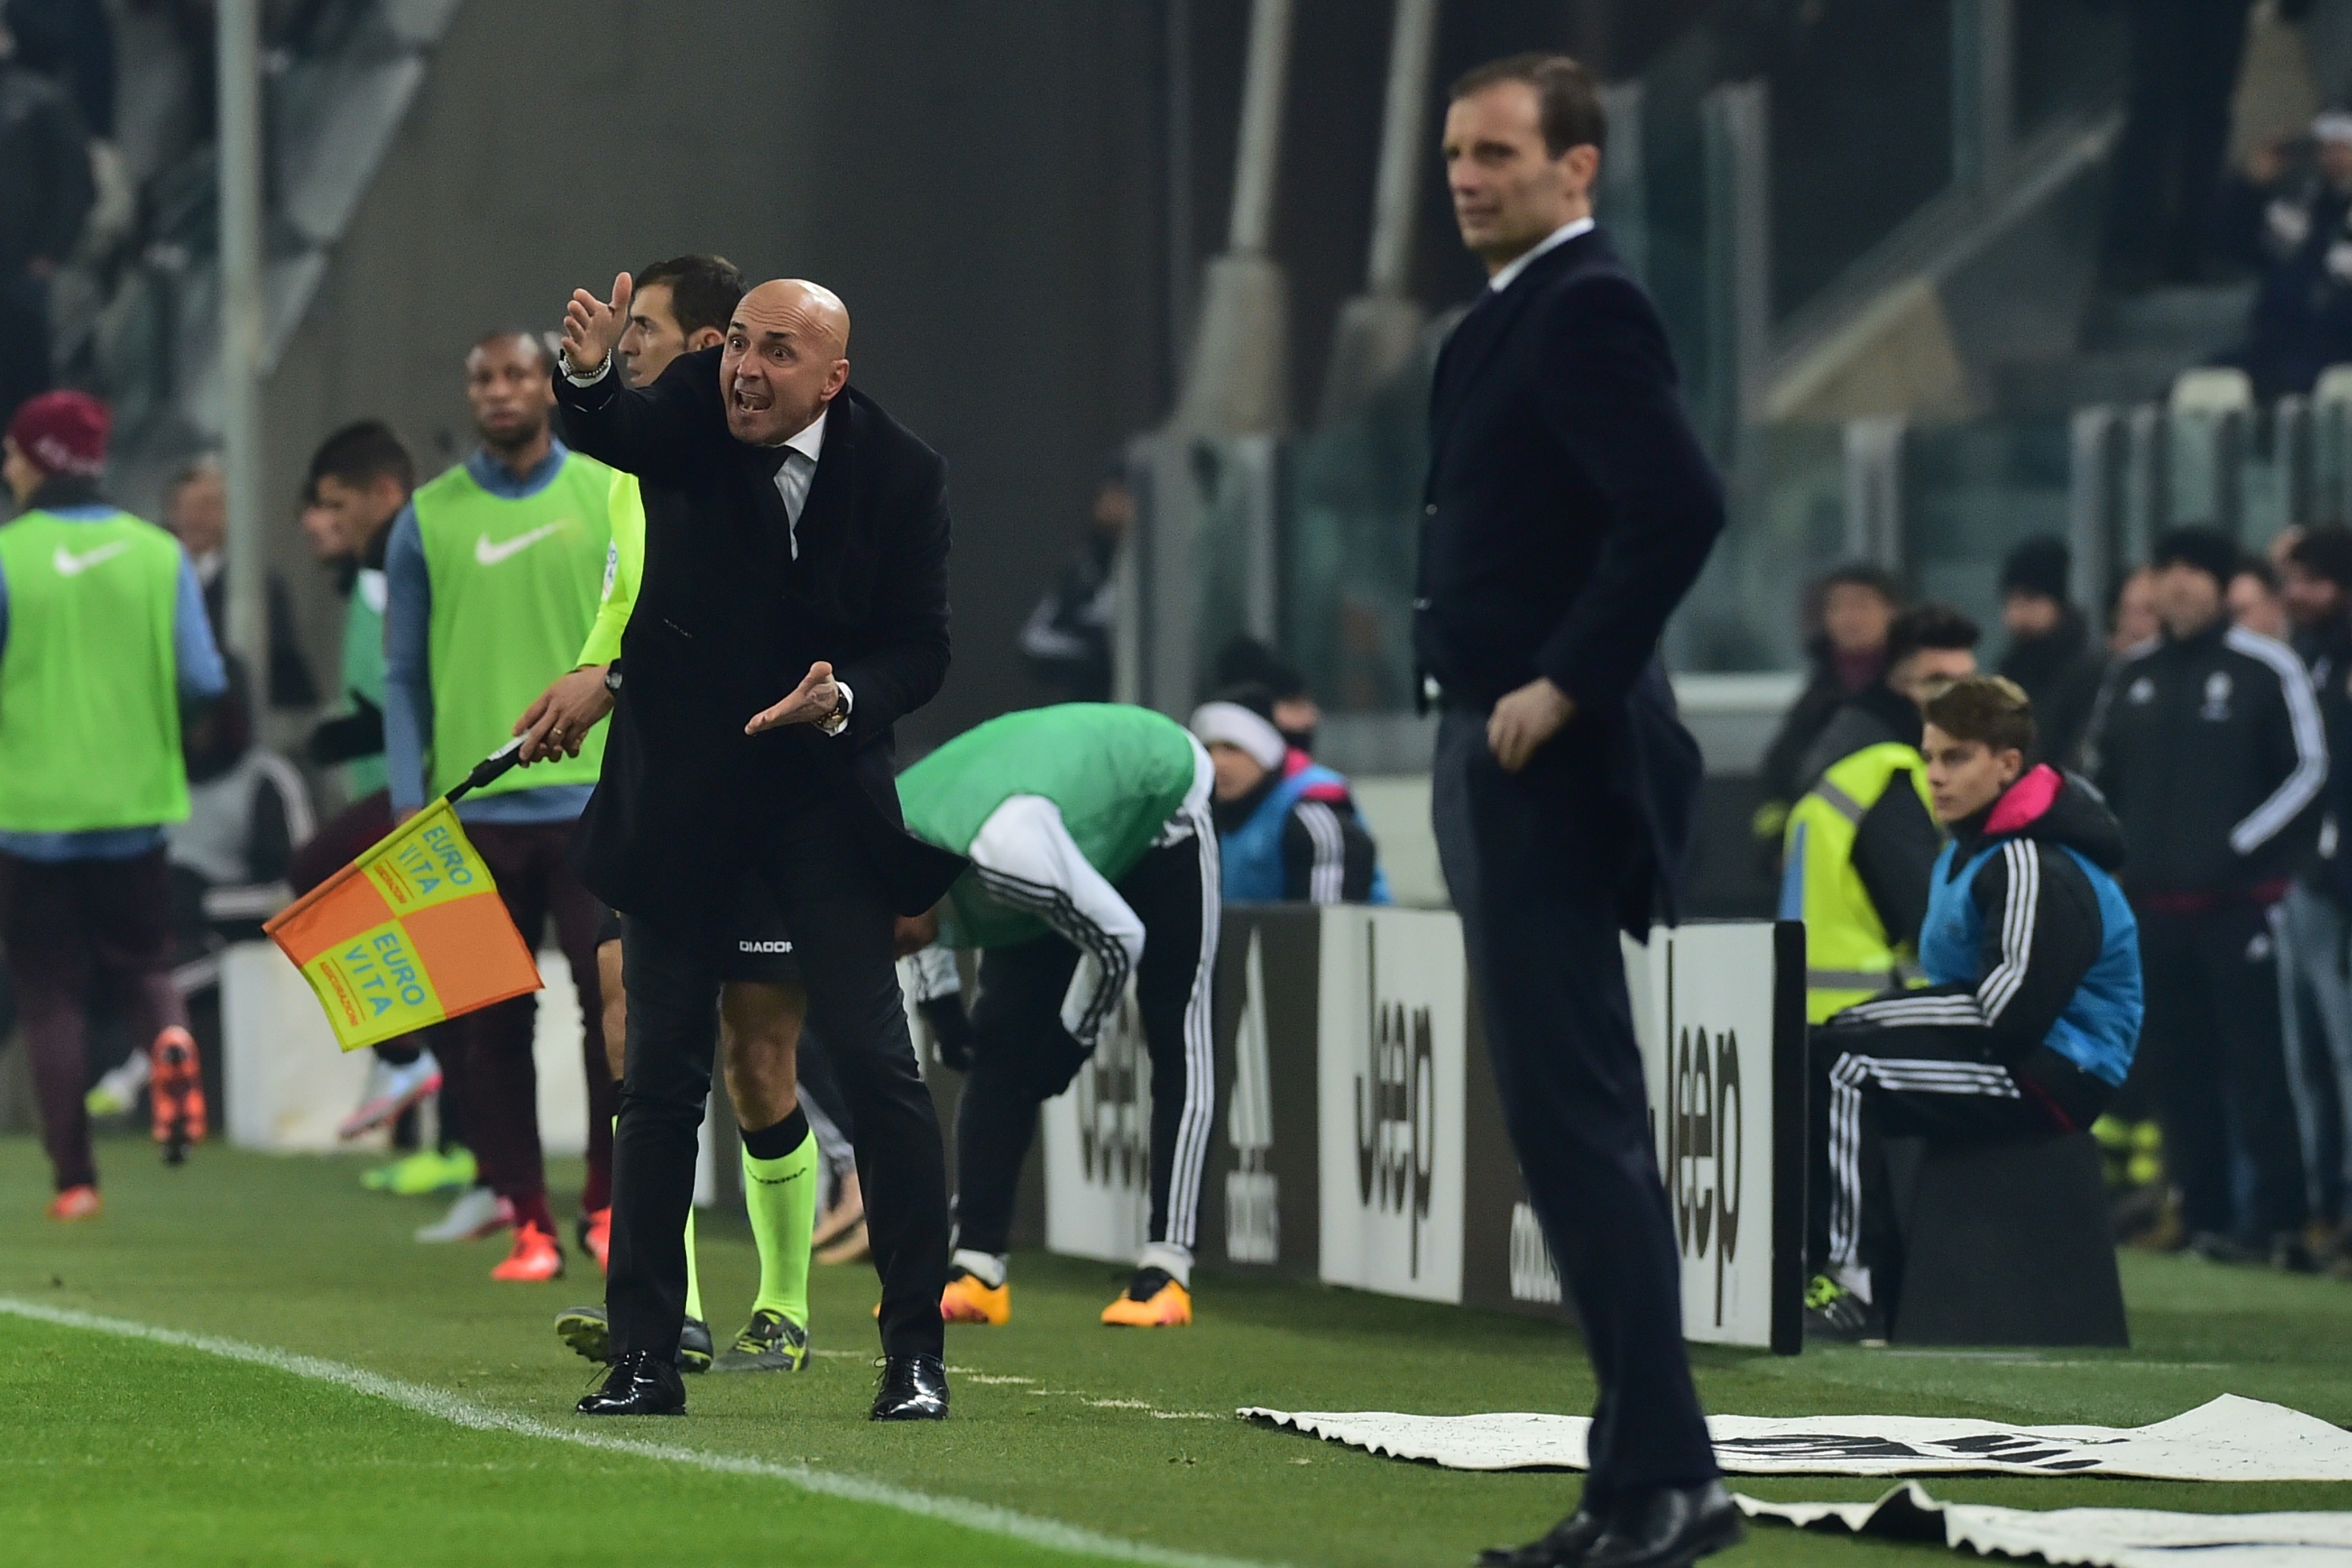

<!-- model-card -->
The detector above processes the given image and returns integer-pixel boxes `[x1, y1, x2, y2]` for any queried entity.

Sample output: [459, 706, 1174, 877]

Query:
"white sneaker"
[338, 1051, 444, 1140]
[85, 1052, 153, 1119]
[415, 1186, 512, 1243]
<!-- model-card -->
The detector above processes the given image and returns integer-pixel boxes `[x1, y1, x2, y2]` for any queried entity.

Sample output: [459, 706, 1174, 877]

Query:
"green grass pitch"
[0, 1137, 2346, 1567]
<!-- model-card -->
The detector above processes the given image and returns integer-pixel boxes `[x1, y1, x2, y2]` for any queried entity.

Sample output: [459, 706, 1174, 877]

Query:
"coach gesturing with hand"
[551, 272, 965, 1420]
[1424, 57, 1735, 1568]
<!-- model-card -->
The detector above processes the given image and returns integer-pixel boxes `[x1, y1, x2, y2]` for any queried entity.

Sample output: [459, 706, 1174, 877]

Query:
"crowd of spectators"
[1765, 531, 2352, 1279]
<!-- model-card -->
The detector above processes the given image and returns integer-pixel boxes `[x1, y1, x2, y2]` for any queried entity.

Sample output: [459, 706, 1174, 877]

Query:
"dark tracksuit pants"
[1806, 1021, 2087, 1299]
[2136, 902, 2309, 1239]
[1431, 711, 1717, 1507]
[459, 822, 614, 1222]
[951, 826, 1219, 1259]
[608, 802, 949, 1362]
[0, 847, 188, 1192]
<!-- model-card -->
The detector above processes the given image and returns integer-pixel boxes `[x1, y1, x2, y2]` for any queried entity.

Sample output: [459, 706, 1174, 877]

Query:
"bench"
[1886, 1130, 2129, 1347]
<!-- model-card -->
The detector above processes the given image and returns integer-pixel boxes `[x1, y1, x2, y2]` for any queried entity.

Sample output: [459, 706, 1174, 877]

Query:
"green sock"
[741, 1126, 817, 1328]
[683, 1205, 704, 1324]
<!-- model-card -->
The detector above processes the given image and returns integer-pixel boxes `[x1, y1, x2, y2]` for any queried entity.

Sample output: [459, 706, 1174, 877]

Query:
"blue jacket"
[1219, 759, 1391, 905]
[1846, 766, 2141, 1094]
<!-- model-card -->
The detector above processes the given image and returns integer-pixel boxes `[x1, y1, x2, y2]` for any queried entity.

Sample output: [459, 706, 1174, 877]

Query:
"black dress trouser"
[606, 804, 949, 1361]
[1431, 711, 1716, 1507]
[2136, 902, 2308, 1239]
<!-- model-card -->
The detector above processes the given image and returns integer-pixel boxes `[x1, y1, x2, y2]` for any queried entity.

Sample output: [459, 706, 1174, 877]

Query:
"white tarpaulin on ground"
[1737, 1481, 2352, 1567]
[1238, 1396, 2352, 1481]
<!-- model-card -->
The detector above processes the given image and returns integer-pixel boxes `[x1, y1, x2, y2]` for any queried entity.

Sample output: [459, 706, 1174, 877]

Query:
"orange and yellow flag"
[264, 798, 542, 1053]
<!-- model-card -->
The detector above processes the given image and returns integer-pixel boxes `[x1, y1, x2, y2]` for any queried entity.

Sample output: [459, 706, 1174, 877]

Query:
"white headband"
[1189, 700, 1286, 771]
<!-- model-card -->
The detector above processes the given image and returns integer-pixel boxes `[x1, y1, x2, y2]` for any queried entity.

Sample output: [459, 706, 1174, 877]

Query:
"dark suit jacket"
[1416, 225, 1724, 934]
[552, 346, 966, 920]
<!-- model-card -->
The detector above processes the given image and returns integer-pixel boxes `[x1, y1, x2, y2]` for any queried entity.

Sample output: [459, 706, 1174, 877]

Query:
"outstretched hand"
[561, 272, 633, 378]
[746, 661, 841, 734]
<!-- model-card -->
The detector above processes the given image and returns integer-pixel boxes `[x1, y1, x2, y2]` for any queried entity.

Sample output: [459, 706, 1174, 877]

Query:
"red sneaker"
[46, 1185, 101, 1221]
[150, 1027, 206, 1164]
[491, 1222, 564, 1282]
[581, 1207, 612, 1275]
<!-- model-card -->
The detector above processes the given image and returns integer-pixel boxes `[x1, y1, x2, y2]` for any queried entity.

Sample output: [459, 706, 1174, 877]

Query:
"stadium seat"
[1887, 1131, 2129, 1348]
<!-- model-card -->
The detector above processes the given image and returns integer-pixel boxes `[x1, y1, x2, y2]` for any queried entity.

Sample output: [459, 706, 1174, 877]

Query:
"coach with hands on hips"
[1426, 56, 1735, 1568]
[551, 272, 964, 1420]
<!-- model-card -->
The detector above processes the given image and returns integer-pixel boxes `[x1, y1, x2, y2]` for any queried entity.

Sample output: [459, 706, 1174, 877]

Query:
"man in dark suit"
[1425, 56, 1737, 1568]
[547, 274, 965, 1420]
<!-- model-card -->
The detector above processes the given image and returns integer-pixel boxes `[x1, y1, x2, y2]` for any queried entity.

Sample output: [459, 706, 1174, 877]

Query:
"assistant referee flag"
[263, 745, 542, 1052]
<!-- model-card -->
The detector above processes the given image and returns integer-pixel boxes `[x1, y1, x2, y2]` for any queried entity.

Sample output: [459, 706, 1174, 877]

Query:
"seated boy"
[1806, 676, 2143, 1339]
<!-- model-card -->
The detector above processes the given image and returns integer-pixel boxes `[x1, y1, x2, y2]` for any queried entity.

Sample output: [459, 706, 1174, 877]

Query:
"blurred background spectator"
[2103, 0, 2284, 291]
[1019, 468, 1131, 705]
[1752, 564, 1903, 868]
[163, 456, 316, 717]
[1997, 538, 2106, 769]
[2087, 526, 2323, 1268]
[2231, 552, 2292, 638]
[2214, 110, 2352, 397]
[0, 9, 92, 429]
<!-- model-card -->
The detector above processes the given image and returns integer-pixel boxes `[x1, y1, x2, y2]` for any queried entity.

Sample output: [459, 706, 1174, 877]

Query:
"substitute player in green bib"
[385, 331, 617, 1283]
[0, 391, 227, 1218]
[894, 703, 1218, 1327]
[291, 423, 473, 1188]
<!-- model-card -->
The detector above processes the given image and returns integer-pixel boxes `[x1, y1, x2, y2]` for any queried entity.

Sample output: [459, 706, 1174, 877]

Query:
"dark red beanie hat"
[6, 391, 111, 480]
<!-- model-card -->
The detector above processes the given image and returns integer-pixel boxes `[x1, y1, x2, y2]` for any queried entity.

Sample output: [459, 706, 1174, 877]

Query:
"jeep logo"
[1664, 1022, 1743, 1328]
[1354, 962, 1436, 1276]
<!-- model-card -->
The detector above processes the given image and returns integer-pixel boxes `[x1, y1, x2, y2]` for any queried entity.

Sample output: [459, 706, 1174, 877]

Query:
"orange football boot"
[1101, 1267, 1192, 1326]
[491, 1222, 565, 1282]
[46, 1185, 101, 1221]
[149, 1027, 206, 1164]
[939, 1267, 1010, 1325]
[581, 1207, 612, 1275]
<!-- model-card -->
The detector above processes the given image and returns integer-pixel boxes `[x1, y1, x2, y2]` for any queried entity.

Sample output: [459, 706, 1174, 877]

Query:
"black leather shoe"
[1477, 1505, 1608, 1566]
[868, 1353, 949, 1420]
[576, 1349, 686, 1416]
[1580, 1482, 1744, 1568]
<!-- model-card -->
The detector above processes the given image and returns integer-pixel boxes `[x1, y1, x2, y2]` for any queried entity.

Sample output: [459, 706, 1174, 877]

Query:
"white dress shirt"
[1488, 214, 1594, 293]
[769, 408, 826, 560]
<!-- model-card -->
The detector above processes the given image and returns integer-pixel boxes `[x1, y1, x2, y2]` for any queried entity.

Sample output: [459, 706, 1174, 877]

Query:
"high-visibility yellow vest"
[1780, 740, 1935, 1023]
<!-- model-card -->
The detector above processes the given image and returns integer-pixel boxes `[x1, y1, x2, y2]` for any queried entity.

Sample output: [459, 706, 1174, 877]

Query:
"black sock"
[740, 1104, 811, 1162]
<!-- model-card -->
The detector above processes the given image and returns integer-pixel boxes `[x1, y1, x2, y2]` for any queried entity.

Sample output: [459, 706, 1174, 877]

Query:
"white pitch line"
[0, 1297, 1276, 1568]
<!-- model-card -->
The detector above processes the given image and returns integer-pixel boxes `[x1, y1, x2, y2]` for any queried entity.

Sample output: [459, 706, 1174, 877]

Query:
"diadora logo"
[1663, 1022, 1744, 1328]
[1075, 994, 1151, 1191]
[737, 939, 794, 954]
[52, 540, 129, 578]
[474, 521, 566, 566]
[1354, 927, 1436, 1276]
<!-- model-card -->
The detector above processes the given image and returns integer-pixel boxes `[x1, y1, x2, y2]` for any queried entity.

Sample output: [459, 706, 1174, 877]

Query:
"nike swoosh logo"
[53, 541, 131, 578]
[474, 523, 564, 566]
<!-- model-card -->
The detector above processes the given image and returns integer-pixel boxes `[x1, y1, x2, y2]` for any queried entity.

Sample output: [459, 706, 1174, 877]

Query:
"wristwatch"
[604, 661, 623, 694]
[820, 680, 854, 738]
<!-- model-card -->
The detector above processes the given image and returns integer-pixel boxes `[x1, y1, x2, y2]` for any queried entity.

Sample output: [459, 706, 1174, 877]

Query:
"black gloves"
[921, 994, 975, 1073]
